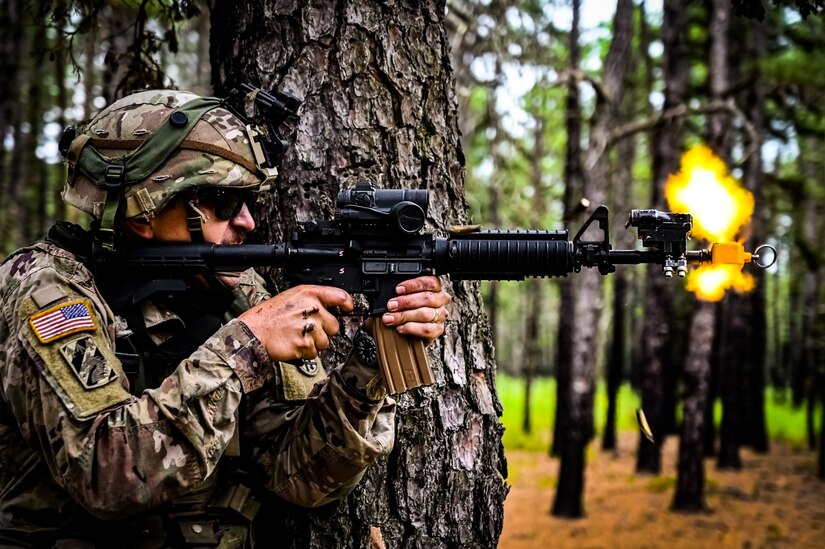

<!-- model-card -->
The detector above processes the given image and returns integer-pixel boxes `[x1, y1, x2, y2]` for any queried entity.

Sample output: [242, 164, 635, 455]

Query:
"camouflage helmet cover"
[62, 89, 268, 220]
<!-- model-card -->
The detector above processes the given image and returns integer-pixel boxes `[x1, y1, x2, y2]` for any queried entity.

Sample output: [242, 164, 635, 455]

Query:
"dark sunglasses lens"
[207, 190, 254, 220]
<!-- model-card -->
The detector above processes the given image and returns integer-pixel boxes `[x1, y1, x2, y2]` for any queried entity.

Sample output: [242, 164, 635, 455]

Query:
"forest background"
[0, 0, 823, 547]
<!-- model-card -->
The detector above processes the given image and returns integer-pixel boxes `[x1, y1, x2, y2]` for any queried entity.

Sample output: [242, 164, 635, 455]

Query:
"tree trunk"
[0, 0, 24, 254]
[523, 277, 542, 434]
[484, 61, 504, 359]
[194, 8, 211, 97]
[717, 294, 744, 470]
[797, 138, 819, 452]
[681, 0, 726, 491]
[819, 383, 824, 478]
[52, 1, 68, 224]
[637, 0, 688, 474]
[602, 268, 625, 453]
[523, 117, 547, 434]
[740, 16, 769, 453]
[672, 301, 713, 512]
[704, 305, 723, 456]
[210, 1, 507, 545]
[101, 5, 133, 104]
[6, 0, 31, 252]
[27, 14, 47, 241]
[552, 0, 583, 459]
[552, 0, 633, 518]
[602, 57, 638, 452]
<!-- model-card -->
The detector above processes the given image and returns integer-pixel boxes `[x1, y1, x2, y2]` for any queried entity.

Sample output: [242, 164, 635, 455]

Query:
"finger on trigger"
[316, 286, 354, 312]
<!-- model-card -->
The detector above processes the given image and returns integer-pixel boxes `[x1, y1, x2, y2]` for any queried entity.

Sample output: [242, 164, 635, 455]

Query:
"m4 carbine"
[110, 182, 775, 394]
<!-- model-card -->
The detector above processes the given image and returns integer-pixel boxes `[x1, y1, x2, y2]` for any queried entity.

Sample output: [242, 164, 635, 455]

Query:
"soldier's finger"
[311, 286, 355, 312]
[387, 290, 451, 312]
[382, 306, 448, 327]
[316, 307, 341, 336]
[395, 320, 444, 343]
[394, 276, 442, 295]
[311, 326, 331, 351]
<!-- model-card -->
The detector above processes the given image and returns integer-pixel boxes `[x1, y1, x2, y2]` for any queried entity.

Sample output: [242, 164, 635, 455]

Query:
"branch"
[544, 69, 610, 104]
[607, 98, 759, 165]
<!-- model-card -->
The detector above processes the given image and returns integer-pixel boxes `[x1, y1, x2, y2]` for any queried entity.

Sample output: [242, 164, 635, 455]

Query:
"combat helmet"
[60, 85, 299, 249]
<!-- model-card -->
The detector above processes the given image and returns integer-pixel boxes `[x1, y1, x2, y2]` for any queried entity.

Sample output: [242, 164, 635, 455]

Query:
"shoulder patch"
[21, 296, 131, 419]
[59, 336, 119, 389]
[29, 299, 96, 344]
[278, 359, 327, 402]
[31, 285, 68, 308]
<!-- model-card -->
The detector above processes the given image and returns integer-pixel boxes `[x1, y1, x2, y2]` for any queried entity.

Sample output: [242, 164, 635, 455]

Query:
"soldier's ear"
[121, 217, 154, 239]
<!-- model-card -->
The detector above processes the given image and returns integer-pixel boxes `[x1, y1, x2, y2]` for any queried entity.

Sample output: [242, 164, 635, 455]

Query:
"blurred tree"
[553, 0, 634, 518]
[551, 0, 583, 460]
[739, 16, 770, 454]
[523, 113, 547, 434]
[602, 14, 640, 452]
[673, 0, 730, 509]
[636, 0, 688, 475]
[0, 0, 26, 252]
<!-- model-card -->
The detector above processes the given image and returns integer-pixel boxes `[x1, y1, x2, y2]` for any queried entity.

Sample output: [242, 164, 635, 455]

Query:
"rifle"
[103, 181, 775, 394]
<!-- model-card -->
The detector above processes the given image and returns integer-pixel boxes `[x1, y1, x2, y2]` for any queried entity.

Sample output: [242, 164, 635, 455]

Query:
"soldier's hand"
[239, 285, 354, 362]
[379, 276, 451, 345]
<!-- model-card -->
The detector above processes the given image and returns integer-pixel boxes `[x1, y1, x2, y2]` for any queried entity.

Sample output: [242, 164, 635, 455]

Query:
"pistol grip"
[374, 322, 434, 394]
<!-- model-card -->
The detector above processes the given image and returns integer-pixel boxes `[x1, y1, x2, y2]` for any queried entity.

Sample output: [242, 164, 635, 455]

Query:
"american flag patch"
[29, 299, 97, 343]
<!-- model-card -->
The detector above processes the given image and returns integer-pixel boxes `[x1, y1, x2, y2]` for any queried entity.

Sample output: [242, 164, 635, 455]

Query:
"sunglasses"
[197, 188, 257, 220]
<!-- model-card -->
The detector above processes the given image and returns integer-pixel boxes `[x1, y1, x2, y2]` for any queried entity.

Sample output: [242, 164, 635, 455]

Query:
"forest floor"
[501, 434, 824, 548]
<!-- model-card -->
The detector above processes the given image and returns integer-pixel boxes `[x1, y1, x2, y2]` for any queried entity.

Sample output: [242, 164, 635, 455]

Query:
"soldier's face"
[198, 198, 256, 289]
[126, 194, 257, 289]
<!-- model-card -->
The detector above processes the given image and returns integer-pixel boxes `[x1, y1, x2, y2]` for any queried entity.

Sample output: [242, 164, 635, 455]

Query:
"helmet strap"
[186, 197, 208, 242]
[98, 165, 127, 250]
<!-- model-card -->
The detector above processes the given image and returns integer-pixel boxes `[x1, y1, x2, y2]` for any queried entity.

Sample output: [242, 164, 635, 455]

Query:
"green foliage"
[497, 375, 641, 452]
[498, 376, 819, 453]
[764, 387, 822, 443]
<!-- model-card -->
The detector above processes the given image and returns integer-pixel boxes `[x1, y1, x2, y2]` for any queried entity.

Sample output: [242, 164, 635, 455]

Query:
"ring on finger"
[431, 307, 441, 323]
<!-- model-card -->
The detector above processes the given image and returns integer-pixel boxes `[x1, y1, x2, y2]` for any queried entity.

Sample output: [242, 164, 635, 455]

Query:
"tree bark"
[210, 1, 507, 545]
[637, 0, 688, 474]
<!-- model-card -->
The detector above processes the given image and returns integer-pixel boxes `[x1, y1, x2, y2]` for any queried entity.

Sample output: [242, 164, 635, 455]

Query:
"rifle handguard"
[374, 322, 433, 394]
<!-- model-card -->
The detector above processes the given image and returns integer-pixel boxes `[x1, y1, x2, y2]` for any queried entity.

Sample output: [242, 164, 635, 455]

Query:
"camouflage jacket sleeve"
[0, 245, 272, 519]
[237, 269, 397, 508]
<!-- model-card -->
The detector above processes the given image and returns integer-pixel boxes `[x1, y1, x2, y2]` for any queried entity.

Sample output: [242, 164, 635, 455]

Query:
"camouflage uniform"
[0, 90, 396, 547]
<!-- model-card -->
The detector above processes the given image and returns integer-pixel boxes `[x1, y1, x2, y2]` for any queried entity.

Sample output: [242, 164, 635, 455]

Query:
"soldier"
[0, 89, 451, 547]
